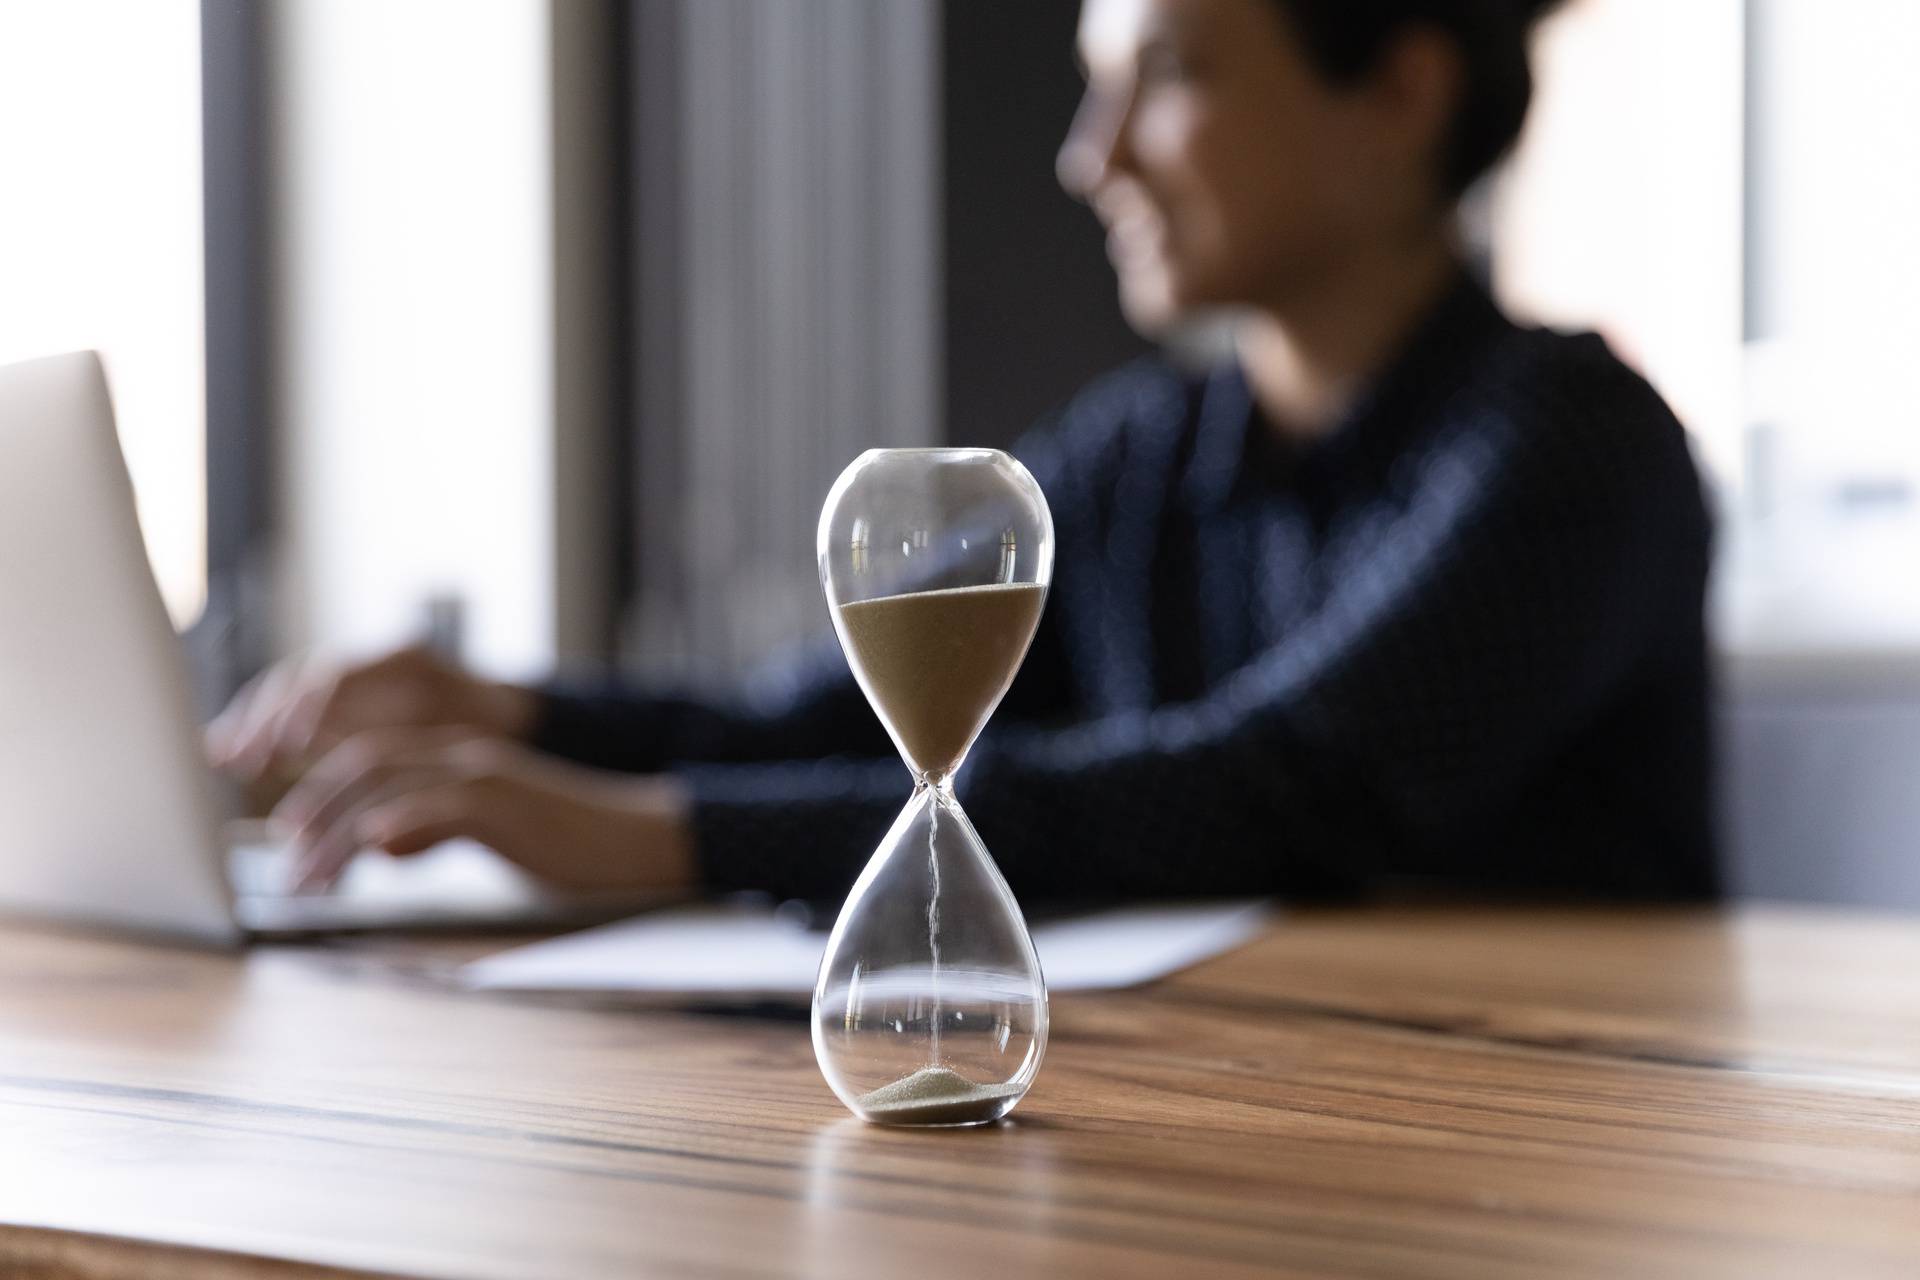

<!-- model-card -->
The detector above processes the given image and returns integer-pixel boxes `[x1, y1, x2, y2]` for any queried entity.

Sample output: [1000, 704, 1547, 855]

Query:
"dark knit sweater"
[534, 274, 1717, 903]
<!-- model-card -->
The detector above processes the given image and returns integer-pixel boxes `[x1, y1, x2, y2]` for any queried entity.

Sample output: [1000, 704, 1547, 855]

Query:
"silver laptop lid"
[0, 351, 240, 945]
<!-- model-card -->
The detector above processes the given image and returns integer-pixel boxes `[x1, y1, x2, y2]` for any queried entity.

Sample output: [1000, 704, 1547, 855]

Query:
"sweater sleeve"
[527, 633, 885, 774]
[686, 355, 1710, 904]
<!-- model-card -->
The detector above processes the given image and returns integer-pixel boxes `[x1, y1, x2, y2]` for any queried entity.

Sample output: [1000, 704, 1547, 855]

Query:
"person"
[209, 0, 1715, 903]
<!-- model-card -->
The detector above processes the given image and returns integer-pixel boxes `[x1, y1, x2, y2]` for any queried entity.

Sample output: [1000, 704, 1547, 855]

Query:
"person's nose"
[1056, 83, 1135, 203]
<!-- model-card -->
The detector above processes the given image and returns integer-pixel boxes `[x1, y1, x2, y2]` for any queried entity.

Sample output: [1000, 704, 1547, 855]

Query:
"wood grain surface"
[0, 905, 1916, 1279]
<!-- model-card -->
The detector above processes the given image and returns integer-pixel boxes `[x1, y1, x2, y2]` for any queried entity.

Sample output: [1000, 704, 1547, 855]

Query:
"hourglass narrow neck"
[912, 772, 959, 803]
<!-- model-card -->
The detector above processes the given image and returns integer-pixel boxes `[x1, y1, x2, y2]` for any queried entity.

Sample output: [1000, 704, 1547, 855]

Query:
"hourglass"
[812, 448, 1053, 1126]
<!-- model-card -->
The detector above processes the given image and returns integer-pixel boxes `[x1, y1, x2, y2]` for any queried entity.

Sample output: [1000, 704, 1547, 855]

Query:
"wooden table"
[2, 905, 1917, 1279]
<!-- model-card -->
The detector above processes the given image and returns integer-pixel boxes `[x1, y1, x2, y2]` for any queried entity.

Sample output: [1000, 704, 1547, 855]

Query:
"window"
[1493, 0, 1920, 657]
[0, 0, 206, 629]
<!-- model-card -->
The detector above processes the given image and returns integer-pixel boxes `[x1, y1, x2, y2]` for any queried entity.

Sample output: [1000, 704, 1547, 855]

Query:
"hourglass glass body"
[812, 448, 1053, 1126]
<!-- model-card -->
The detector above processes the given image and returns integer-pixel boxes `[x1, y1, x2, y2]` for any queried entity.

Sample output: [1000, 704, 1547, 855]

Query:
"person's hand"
[206, 646, 540, 784]
[270, 727, 696, 894]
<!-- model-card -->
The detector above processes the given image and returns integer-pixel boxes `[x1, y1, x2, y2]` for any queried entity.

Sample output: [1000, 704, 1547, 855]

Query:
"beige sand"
[833, 582, 1045, 778]
[857, 1065, 1025, 1125]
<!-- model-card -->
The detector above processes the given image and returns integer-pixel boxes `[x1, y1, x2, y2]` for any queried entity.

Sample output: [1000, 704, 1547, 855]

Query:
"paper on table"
[459, 899, 1273, 1001]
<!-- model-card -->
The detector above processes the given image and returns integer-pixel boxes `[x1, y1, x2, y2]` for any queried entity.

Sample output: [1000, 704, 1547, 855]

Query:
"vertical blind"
[625, 0, 942, 685]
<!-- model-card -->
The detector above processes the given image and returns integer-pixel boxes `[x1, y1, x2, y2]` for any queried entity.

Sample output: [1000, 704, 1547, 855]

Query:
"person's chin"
[1114, 266, 1186, 338]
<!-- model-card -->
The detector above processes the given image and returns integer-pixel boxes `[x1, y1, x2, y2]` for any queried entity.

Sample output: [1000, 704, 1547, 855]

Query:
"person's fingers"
[273, 646, 484, 770]
[254, 662, 355, 778]
[230, 660, 326, 780]
[286, 813, 364, 893]
[212, 645, 501, 785]
[297, 770, 516, 890]
[283, 752, 411, 893]
[288, 764, 466, 891]
[273, 730, 388, 833]
[357, 781, 504, 859]
[205, 667, 269, 764]
[275, 725, 473, 834]
[282, 733, 517, 891]
[208, 657, 293, 748]
[264, 666, 351, 774]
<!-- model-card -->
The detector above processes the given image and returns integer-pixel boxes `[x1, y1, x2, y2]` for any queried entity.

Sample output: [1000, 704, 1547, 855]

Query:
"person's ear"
[1365, 25, 1465, 200]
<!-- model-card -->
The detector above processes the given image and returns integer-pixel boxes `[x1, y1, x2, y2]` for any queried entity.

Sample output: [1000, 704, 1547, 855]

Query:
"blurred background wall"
[251, 0, 1138, 688]
[4, 0, 1919, 905]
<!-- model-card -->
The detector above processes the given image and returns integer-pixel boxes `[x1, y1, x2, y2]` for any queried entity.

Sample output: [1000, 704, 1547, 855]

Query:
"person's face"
[1058, 0, 1448, 332]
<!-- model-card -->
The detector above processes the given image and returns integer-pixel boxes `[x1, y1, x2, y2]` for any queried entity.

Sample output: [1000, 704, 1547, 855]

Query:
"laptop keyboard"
[227, 841, 300, 897]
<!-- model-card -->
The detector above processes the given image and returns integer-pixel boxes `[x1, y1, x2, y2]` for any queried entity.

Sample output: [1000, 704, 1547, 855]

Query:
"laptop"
[0, 351, 664, 944]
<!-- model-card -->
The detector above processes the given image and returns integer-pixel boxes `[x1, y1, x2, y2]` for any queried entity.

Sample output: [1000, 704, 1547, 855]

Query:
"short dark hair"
[1268, 0, 1561, 197]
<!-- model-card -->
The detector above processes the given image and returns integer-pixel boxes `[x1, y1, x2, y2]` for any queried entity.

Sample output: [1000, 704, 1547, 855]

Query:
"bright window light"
[0, 0, 206, 629]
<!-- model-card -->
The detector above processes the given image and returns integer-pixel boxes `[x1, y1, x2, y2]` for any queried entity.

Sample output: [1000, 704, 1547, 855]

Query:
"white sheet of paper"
[460, 899, 1272, 1000]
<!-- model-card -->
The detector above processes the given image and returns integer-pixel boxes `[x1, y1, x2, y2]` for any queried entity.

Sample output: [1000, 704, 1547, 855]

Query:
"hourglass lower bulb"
[811, 448, 1054, 1126]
